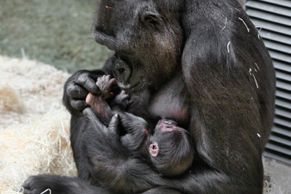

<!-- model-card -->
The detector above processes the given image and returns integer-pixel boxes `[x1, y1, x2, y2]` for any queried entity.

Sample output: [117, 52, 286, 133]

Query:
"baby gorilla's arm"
[85, 75, 116, 125]
[86, 93, 113, 126]
[118, 112, 149, 154]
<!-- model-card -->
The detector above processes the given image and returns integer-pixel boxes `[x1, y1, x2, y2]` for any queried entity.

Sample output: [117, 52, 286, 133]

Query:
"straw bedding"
[0, 56, 76, 194]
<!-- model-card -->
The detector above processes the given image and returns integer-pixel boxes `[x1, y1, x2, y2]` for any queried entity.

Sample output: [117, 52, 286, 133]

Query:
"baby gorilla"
[86, 75, 194, 177]
[147, 119, 194, 177]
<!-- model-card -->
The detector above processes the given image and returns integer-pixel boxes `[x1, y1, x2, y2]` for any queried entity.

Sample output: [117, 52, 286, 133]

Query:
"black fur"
[87, 79, 195, 178]
[23, 0, 275, 194]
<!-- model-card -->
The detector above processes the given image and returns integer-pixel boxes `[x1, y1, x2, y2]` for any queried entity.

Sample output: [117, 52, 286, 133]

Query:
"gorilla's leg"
[22, 175, 183, 194]
[22, 175, 114, 194]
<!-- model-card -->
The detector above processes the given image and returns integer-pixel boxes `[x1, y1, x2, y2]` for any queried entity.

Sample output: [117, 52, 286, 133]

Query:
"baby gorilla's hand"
[85, 75, 117, 125]
[118, 112, 149, 153]
[96, 75, 117, 99]
[97, 75, 130, 110]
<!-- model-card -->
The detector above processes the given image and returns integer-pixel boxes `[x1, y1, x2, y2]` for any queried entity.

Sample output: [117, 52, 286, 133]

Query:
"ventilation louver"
[246, 0, 291, 165]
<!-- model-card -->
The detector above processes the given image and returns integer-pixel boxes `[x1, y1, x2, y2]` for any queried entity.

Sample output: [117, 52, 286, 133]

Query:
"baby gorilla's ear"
[149, 142, 159, 157]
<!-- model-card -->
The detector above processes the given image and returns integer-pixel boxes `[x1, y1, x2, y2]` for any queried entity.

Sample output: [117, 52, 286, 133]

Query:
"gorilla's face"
[94, 0, 183, 90]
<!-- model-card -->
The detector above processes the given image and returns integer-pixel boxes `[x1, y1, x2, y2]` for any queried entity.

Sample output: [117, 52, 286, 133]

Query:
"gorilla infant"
[86, 74, 194, 177]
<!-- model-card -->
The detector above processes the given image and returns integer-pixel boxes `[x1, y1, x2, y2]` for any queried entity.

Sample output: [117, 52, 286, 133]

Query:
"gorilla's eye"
[117, 68, 125, 74]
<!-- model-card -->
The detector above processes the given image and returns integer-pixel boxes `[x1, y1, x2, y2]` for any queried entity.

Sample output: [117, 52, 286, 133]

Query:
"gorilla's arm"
[177, 8, 275, 194]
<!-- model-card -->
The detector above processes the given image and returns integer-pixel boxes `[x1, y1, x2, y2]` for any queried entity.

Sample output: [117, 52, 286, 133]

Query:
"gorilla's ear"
[140, 11, 163, 30]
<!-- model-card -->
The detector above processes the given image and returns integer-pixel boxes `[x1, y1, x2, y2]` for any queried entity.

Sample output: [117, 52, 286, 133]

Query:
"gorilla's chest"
[148, 76, 190, 127]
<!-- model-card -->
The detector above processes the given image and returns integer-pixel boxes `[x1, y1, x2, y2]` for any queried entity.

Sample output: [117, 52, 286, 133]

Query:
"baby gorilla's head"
[148, 120, 194, 177]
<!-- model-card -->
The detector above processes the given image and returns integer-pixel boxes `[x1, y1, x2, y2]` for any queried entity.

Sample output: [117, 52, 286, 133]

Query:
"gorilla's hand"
[118, 112, 149, 153]
[63, 70, 103, 114]
[83, 108, 120, 139]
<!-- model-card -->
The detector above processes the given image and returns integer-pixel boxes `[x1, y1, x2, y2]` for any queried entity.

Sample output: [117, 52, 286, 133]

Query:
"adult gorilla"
[23, 0, 275, 194]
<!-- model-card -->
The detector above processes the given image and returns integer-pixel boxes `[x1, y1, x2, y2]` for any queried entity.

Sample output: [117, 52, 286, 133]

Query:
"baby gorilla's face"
[149, 119, 180, 157]
[148, 119, 194, 177]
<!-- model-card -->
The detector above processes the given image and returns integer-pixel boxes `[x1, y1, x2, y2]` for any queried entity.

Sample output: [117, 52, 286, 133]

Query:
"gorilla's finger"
[70, 100, 88, 111]
[108, 114, 119, 134]
[75, 73, 100, 95]
[118, 112, 133, 128]
[22, 177, 33, 193]
[108, 78, 117, 87]
[66, 84, 88, 99]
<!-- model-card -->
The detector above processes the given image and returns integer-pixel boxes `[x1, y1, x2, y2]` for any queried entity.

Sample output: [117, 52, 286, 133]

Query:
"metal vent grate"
[246, 0, 291, 165]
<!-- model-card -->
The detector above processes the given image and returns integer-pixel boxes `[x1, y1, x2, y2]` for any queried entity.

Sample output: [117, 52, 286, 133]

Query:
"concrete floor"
[263, 158, 291, 194]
